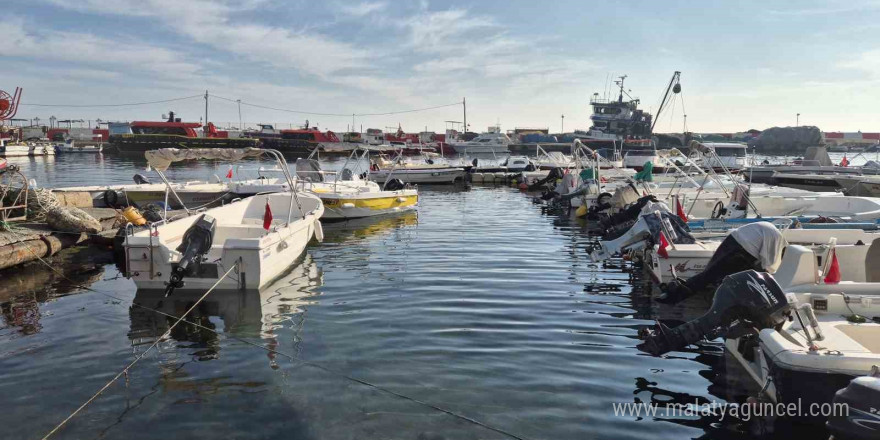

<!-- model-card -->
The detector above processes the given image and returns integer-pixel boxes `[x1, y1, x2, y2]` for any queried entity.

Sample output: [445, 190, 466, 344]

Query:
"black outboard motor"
[827, 374, 880, 439]
[527, 167, 563, 191]
[658, 235, 761, 304]
[638, 271, 790, 356]
[165, 214, 216, 296]
[599, 194, 658, 232]
[383, 178, 406, 191]
[133, 173, 151, 184]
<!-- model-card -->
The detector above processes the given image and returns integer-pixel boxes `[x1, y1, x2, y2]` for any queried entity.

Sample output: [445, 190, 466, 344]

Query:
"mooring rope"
[40, 263, 238, 440]
[8, 227, 530, 440]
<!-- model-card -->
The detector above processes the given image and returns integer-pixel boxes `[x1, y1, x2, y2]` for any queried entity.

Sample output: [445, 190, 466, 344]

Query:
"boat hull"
[109, 134, 259, 156]
[125, 193, 324, 291]
[370, 168, 466, 184]
[320, 191, 418, 220]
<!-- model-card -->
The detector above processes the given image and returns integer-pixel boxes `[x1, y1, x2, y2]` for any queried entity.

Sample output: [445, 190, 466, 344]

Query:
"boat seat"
[774, 245, 817, 289]
[836, 324, 880, 354]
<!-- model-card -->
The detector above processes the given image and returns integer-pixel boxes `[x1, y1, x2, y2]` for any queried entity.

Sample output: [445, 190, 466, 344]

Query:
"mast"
[463, 97, 467, 134]
[204, 90, 209, 126]
[651, 71, 681, 132]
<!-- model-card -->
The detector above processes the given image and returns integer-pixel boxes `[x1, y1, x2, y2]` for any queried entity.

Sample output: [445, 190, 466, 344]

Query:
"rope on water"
[40, 263, 238, 440]
[9, 226, 531, 440]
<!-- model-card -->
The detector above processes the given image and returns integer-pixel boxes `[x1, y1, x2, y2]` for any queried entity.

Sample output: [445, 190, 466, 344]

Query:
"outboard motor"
[165, 214, 216, 296]
[383, 178, 406, 191]
[827, 373, 880, 439]
[528, 167, 563, 191]
[599, 194, 658, 232]
[638, 271, 791, 356]
[133, 173, 151, 185]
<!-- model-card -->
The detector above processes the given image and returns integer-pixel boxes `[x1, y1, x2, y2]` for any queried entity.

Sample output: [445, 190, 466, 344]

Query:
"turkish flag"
[657, 232, 670, 259]
[226, 167, 234, 179]
[263, 201, 273, 230]
[840, 156, 849, 167]
[824, 248, 841, 284]
[675, 198, 688, 223]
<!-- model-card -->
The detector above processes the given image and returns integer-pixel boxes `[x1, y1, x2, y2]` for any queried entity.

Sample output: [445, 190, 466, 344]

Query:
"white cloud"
[2, 17, 203, 80]
[338, 1, 388, 17]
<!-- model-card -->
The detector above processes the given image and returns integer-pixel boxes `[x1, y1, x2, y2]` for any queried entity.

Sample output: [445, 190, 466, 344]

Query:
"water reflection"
[0, 248, 107, 336]
[321, 211, 418, 243]
[128, 254, 323, 367]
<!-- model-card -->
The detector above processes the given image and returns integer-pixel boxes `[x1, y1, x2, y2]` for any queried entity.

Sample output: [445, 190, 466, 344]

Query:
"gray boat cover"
[295, 159, 324, 182]
[803, 146, 832, 166]
[145, 148, 264, 171]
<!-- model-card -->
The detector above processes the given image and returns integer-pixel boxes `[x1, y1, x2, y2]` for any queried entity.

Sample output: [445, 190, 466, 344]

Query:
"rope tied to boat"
[40, 262, 239, 440]
[6, 224, 530, 440]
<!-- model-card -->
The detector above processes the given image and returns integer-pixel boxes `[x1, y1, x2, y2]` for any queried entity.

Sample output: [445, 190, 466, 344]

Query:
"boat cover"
[145, 148, 264, 171]
[730, 221, 787, 273]
[295, 159, 324, 182]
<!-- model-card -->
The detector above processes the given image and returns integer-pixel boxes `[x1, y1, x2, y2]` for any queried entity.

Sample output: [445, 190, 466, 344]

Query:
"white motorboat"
[695, 142, 748, 172]
[638, 266, 880, 431]
[721, 243, 880, 417]
[54, 139, 103, 154]
[368, 152, 467, 185]
[294, 148, 418, 220]
[622, 145, 666, 171]
[0, 140, 54, 157]
[646, 228, 880, 284]
[449, 126, 512, 155]
[835, 174, 880, 197]
[123, 148, 324, 292]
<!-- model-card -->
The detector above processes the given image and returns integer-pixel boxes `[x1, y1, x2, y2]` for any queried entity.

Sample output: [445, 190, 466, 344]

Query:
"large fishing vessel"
[583, 72, 681, 171]
[109, 112, 257, 156]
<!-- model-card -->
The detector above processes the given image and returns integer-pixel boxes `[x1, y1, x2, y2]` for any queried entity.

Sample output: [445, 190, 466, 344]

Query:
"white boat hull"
[125, 192, 324, 291]
[369, 168, 466, 184]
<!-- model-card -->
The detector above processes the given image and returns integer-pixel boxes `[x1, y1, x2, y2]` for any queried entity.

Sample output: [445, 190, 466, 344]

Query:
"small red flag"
[675, 198, 688, 223]
[263, 201, 273, 230]
[226, 167, 234, 179]
[824, 248, 841, 284]
[840, 156, 849, 167]
[657, 232, 670, 259]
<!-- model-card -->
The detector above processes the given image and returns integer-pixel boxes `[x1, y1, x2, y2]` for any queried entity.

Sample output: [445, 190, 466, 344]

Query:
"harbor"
[4, 2, 880, 437]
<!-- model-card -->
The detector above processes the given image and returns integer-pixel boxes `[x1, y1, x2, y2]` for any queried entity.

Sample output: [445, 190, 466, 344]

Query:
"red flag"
[824, 248, 841, 284]
[657, 232, 670, 259]
[675, 198, 688, 223]
[263, 201, 273, 230]
[840, 156, 849, 167]
[226, 167, 233, 179]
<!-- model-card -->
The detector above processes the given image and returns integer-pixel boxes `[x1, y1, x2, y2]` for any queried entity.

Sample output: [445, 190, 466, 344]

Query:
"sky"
[2, 0, 879, 134]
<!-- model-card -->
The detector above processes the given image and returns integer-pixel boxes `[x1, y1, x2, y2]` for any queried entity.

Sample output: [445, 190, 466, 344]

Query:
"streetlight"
[796, 113, 800, 127]
[561, 114, 565, 133]
[236, 99, 243, 130]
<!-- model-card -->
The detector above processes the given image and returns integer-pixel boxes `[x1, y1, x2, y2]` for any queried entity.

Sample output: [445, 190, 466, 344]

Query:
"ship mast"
[651, 71, 682, 132]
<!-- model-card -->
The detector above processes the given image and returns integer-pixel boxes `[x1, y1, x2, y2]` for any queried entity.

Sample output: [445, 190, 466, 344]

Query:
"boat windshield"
[714, 147, 746, 157]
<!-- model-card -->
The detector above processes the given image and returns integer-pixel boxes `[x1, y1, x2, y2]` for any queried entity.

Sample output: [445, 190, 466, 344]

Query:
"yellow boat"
[295, 150, 418, 220]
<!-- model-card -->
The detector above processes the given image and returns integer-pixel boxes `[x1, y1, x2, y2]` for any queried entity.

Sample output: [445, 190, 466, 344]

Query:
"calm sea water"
[0, 154, 829, 439]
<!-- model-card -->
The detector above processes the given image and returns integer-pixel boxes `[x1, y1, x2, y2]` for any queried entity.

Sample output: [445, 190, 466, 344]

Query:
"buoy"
[575, 205, 588, 217]
[518, 182, 528, 191]
[122, 206, 147, 226]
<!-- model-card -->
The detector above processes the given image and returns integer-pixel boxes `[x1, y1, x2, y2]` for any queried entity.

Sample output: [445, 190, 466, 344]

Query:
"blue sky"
[2, 0, 879, 133]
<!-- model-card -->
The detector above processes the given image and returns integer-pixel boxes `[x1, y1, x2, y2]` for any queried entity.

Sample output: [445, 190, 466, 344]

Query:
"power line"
[209, 93, 462, 117]
[20, 94, 204, 108]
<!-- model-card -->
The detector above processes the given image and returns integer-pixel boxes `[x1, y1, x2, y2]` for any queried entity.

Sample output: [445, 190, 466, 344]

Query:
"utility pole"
[237, 99, 242, 130]
[462, 97, 467, 134]
[204, 90, 209, 126]
[561, 114, 565, 133]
